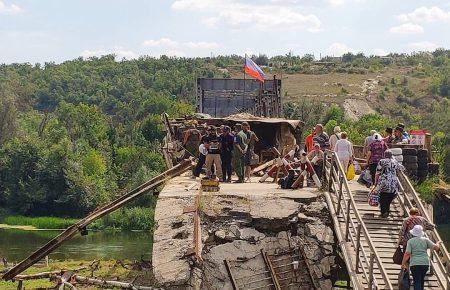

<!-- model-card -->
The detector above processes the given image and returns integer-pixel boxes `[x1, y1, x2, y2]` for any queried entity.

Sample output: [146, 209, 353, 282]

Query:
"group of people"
[183, 121, 258, 183]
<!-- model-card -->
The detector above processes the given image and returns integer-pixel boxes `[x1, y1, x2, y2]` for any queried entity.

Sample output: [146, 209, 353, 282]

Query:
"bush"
[416, 176, 440, 204]
[92, 207, 155, 231]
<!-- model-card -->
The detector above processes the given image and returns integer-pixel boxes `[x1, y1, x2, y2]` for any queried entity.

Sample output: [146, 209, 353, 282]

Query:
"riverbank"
[0, 259, 157, 290]
[0, 206, 155, 231]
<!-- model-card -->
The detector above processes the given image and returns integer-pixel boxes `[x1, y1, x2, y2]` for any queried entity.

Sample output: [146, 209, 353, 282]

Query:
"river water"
[0, 226, 448, 263]
[0, 229, 153, 262]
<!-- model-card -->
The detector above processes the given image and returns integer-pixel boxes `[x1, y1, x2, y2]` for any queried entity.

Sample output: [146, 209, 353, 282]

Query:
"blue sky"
[1, 0, 449, 63]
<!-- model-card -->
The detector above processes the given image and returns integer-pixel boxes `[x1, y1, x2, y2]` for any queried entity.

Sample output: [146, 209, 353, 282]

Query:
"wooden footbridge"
[323, 151, 450, 289]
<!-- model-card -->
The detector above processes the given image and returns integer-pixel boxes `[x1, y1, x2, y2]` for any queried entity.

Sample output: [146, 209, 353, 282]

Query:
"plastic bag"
[398, 268, 410, 290]
[357, 169, 372, 187]
[368, 188, 379, 207]
[346, 163, 355, 181]
[353, 161, 362, 175]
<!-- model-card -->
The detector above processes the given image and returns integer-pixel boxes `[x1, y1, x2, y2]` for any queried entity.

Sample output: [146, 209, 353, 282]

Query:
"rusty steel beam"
[2, 159, 194, 281]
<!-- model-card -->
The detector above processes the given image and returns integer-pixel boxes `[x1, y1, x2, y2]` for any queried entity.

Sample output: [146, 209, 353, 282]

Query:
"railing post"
[368, 253, 375, 289]
[336, 173, 344, 215]
[345, 199, 351, 242]
[328, 154, 334, 192]
[355, 224, 362, 274]
[322, 151, 327, 188]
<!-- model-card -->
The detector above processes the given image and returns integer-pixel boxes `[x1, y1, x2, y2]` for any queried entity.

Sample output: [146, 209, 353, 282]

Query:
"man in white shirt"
[363, 130, 377, 157]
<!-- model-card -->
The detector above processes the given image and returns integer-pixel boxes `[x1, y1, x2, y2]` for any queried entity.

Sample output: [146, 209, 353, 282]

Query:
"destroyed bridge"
[2, 77, 449, 290]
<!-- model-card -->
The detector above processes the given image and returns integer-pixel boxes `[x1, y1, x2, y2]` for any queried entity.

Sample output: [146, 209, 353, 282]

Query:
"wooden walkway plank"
[323, 151, 449, 290]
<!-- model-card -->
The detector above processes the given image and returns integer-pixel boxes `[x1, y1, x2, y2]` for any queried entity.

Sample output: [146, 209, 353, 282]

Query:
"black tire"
[428, 163, 439, 175]
[417, 162, 429, 170]
[417, 169, 429, 176]
[403, 155, 418, 163]
[404, 162, 418, 170]
[406, 169, 418, 179]
[402, 148, 417, 156]
[418, 156, 429, 164]
[417, 149, 428, 158]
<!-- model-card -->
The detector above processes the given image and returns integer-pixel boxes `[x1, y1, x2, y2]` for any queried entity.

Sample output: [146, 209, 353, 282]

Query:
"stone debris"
[343, 98, 376, 121]
[152, 175, 338, 290]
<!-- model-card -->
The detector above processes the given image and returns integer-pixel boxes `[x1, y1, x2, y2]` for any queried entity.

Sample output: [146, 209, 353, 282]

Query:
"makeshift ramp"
[2, 159, 194, 281]
[322, 151, 450, 290]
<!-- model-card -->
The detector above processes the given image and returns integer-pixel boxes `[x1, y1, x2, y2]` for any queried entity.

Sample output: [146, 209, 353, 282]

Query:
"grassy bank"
[0, 207, 155, 231]
[0, 259, 156, 290]
[2, 216, 78, 230]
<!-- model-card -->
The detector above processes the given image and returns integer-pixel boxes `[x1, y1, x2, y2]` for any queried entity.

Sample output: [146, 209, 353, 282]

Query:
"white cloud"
[327, 0, 364, 7]
[408, 41, 438, 52]
[398, 6, 450, 23]
[142, 37, 220, 56]
[142, 38, 179, 47]
[389, 23, 424, 34]
[327, 42, 354, 56]
[373, 48, 388, 56]
[80, 47, 138, 60]
[0, 1, 21, 14]
[171, 0, 322, 32]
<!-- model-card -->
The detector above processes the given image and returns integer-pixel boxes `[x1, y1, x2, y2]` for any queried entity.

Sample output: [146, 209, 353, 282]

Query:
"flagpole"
[243, 54, 246, 110]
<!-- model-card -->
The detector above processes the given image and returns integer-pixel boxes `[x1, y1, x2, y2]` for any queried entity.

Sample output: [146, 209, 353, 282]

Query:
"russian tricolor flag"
[244, 57, 265, 82]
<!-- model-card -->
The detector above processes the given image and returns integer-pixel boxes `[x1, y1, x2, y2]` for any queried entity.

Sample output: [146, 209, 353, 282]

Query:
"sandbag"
[394, 155, 403, 162]
[390, 148, 403, 156]
[398, 268, 411, 290]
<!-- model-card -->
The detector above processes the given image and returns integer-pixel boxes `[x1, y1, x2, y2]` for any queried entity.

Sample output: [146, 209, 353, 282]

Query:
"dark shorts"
[244, 149, 253, 166]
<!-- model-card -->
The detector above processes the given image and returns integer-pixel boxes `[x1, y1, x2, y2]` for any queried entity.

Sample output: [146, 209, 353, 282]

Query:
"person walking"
[374, 149, 404, 218]
[401, 225, 442, 290]
[232, 123, 247, 183]
[202, 126, 222, 180]
[243, 122, 259, 182]
[367, 133, 388, 184]
[329, 126, 341, 151]
[363, 130, 377, 157]
[313, 124, 330, 150]
[398, 207, 435, 247]
[334, 131, 353, 171]
[220, 126, 234, 182]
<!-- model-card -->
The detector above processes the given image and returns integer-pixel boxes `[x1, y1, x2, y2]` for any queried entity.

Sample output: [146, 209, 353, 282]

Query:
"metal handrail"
[323, 150, 393, 289]
[398, 171, 450, 289]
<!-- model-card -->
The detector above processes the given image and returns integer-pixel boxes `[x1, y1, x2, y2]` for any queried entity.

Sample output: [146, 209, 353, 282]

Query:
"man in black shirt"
[202, 126, 222, 180]
[220, 126, 234, 182]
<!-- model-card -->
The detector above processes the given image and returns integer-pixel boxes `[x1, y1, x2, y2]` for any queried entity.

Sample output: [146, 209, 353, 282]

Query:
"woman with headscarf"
[374, 149, 404, 218]
[367, 133, 388, 184]
[401, 225, 442, 290]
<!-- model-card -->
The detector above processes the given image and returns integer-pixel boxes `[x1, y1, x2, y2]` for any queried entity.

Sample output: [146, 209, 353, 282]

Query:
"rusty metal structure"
[197, 77, 282, 118]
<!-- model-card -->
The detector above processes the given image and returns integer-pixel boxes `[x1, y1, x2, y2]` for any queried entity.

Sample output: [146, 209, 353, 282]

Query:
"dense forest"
[0, 51, 448, 227]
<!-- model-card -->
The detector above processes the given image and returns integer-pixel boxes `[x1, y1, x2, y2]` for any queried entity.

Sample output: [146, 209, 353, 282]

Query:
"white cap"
[410, 225, 424, 238]
[373, 133, 383, 140]
[334, 126, 341, 133]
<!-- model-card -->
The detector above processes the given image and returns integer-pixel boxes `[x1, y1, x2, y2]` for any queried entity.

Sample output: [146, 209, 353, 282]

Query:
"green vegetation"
[415, 176, 441, 204]
[0, 259, 155, 290]
[2, 216, 78, 229]
[0, 50, 449, 227]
